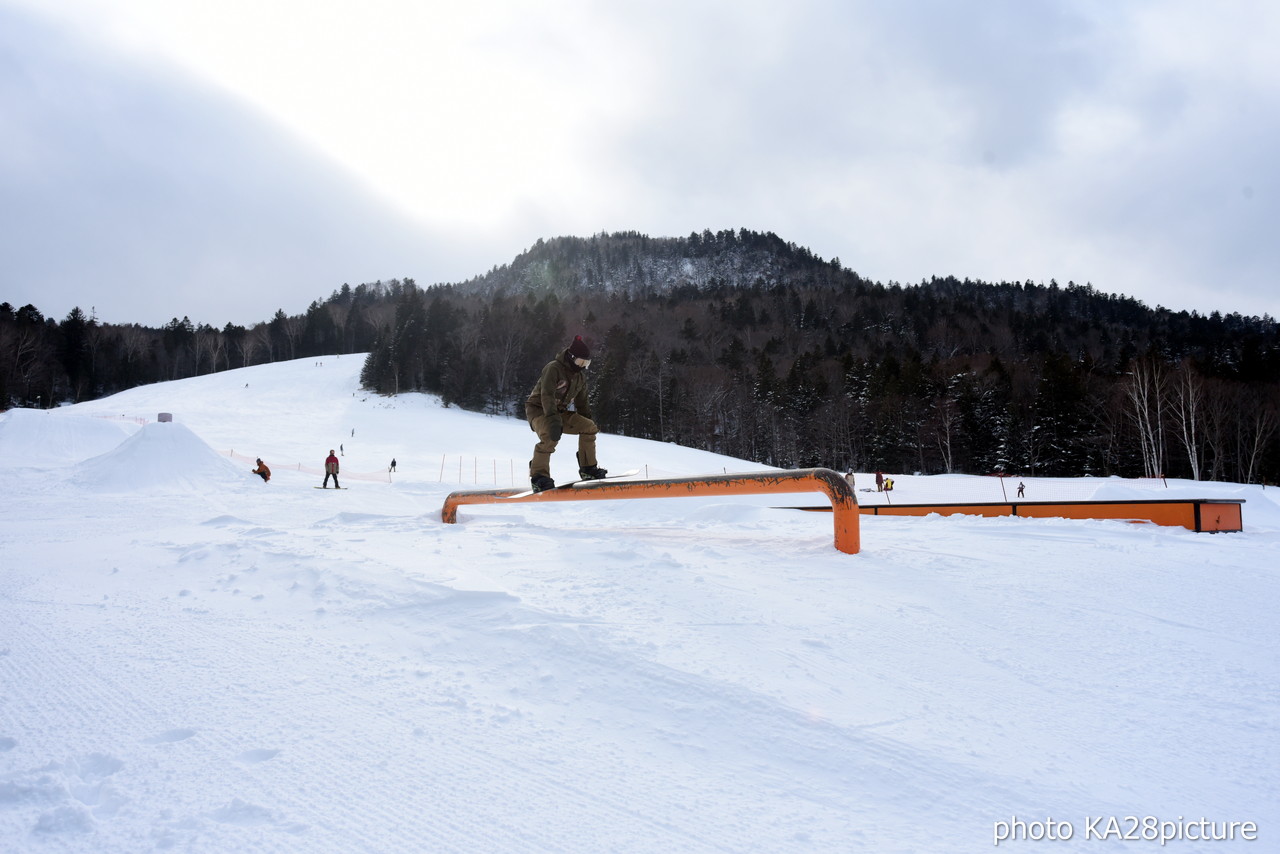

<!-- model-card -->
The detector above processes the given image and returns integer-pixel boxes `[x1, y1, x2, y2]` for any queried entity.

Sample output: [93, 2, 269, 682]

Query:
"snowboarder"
[1017, 481, 1025, 498]
[323, 450, 341, 489]
[253, 458, 271, 482]
[525, 335, 607, 492]
[875, 470, 884, 492]
[389, 458, 397, 472]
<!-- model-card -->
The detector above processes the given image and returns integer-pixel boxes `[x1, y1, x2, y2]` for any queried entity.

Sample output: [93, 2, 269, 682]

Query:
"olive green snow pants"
[528, 412, 598, 478]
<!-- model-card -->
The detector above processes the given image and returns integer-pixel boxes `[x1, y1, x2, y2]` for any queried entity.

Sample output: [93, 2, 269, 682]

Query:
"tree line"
[5, 230, 1278, 482]
[1, 280, 408, 407]
[360, 230, 1280, 482]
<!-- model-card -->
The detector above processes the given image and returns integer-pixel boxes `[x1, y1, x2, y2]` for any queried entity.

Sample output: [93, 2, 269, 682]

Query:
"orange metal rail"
[854, 498, 1244, 532]
[441, 467, 861, 554]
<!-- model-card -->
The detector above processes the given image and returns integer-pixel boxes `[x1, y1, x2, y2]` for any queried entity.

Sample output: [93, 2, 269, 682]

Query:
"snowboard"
[314, 486, 348, 489]
[502, 469, 641, 499]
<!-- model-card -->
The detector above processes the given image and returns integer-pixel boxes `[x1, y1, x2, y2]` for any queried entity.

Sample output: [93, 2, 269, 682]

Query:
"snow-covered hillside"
[1, 356, 1276, 852]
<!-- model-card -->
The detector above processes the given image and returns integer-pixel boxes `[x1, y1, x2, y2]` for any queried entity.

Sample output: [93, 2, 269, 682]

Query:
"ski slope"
[1, 356, 1277, 852]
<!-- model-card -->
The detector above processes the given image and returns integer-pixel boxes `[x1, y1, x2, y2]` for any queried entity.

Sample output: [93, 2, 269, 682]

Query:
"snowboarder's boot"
[531, 474, 556, 493]
[577, 450, 607, 481]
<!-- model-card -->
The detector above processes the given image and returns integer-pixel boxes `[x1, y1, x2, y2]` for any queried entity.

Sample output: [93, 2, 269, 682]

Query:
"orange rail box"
[856, 498, 1243, 532]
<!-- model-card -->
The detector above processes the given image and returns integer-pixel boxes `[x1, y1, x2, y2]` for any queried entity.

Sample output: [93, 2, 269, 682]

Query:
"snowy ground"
[2, 356, 1277, 853]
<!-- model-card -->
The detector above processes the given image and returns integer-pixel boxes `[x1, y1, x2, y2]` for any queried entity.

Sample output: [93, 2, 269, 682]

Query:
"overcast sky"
[3, 0, 1277, 327]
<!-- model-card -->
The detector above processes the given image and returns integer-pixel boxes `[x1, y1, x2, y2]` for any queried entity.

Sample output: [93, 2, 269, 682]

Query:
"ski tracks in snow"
[7, 470, 1275, 850]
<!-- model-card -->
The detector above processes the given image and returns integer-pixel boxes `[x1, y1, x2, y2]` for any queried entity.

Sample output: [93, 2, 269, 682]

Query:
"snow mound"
[72, 421, 249, 493]
[0, 408, 135, 468]
[1092, 480, 1245, 502]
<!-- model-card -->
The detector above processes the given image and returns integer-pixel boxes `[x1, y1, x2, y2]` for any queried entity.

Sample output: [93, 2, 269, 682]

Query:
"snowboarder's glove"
[547, 417, 563, 442]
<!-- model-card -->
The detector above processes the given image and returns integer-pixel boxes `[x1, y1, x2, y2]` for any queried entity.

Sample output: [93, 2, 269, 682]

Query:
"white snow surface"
[1, 356, 1277, 852]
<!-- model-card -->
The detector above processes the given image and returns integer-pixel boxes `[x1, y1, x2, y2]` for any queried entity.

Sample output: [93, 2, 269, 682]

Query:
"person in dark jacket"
[323, 450, 341, 488]
[253, 458, 271, 482]
[525, 336, 607, 492]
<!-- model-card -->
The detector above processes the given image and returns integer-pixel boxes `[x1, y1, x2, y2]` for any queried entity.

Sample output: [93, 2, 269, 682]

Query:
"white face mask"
[572, 356, 591, 369]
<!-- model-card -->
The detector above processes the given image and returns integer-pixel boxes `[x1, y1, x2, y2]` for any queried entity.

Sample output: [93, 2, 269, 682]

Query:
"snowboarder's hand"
[548, 417, 563, 442]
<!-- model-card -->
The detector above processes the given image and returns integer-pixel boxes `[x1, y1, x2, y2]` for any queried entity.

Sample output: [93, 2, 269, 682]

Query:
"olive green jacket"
[525, 350, 592, 423]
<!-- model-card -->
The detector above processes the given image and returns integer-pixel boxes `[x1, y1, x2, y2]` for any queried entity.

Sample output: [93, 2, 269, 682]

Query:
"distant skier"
[1017, 481, 1025, 498]
[253, 458, 271, 482]
[389, 458, 397, 472]
[323, 450, 341, 489]
[525, 335, 607, 493]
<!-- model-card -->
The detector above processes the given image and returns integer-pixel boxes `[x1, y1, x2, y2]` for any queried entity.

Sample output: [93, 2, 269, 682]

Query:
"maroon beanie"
[568, 336, 591, 359]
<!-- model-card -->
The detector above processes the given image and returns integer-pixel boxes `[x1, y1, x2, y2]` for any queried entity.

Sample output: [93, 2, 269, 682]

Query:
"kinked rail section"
[441, 467, 861, 554]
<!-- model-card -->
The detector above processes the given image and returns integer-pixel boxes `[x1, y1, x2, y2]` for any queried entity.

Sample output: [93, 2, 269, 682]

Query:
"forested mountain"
[4, 229, 1278, 481]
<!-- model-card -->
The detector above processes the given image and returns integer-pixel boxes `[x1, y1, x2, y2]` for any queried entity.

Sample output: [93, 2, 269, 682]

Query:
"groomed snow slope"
[1, 356, 1276, 853]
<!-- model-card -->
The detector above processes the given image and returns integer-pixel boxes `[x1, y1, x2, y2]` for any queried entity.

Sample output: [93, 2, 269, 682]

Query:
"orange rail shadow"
[442, 467, 860, 554]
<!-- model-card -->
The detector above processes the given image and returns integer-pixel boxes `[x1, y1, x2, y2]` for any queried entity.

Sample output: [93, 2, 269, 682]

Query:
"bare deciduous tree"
[1126, 359, 1168, 478]
[1237, 390, 1278, 484]
[1171, 361, 1205, 480]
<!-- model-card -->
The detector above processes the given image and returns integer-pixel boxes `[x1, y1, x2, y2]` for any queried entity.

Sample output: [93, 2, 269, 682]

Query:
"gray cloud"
[1, 6, 449, 327]
[588, 1, 1279, 315]
[3, 1, 1278, 326]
